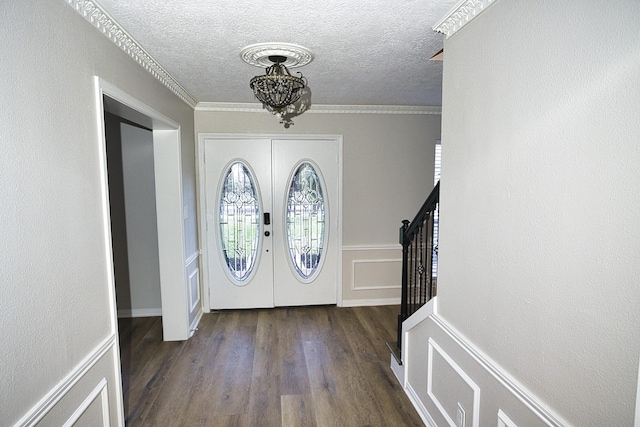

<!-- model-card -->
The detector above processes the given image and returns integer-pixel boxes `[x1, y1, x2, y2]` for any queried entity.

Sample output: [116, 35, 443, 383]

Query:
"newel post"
[397, 219, 410, 352]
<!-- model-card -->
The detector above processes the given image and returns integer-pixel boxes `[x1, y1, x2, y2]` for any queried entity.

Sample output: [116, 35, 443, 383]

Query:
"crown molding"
[65, 0, 198, 108]
[433, 0, 496, 39]
[195, 102, 441, 115]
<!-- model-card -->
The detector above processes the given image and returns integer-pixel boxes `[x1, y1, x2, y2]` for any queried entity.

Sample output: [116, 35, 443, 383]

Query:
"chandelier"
[250, 55, 307, 115]
[241, 43, 314, 125]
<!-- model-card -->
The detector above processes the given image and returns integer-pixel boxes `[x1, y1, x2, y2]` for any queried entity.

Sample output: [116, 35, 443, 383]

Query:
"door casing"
[197, 133, 344, 310]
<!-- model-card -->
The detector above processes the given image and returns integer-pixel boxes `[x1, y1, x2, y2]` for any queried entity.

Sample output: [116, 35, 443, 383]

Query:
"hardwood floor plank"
[214, 323, 257, 415]
[119, 305, 424, 426]
[281, 394, 317, 427]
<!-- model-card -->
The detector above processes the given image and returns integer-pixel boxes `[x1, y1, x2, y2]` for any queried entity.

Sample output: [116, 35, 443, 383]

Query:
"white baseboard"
[189, 308, 203, 337]
[117, 308, 162, 318]
[405, 382, 438, 427]
[390, 354, 404, 385]
[341, 297, 400, 307]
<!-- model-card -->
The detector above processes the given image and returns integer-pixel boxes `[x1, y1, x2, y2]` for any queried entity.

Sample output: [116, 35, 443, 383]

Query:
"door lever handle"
[264, 212, 271, 225]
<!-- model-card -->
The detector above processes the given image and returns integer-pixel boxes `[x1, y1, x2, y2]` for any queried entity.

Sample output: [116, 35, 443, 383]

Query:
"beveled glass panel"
[286, 162, 326, 279]
[219, 162, 260, 282]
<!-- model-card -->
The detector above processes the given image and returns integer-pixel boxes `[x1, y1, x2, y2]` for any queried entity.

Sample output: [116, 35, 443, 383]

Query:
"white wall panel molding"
[185, 250, 200, 267]
[15, 334, 116, 426]
[431, 315, 569, 426]
[351, 258, 401, 291]
[406, 382, 438, 427]
[498, 409, 519, 427]
[188, 268, 201, 313]
[62, 378, 110, 427]
[427, 338, 481, 427]
[65, 0, 197, 107]
[433, 0, 496, 39]
[343, 244, 401, 251]
[195, 102, 441, 115]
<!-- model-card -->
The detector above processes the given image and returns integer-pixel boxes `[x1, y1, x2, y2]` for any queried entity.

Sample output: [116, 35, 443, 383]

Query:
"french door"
[201, 135, 341, 309]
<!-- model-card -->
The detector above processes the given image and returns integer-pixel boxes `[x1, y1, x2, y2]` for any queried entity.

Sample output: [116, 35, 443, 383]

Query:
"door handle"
[264, 212, 271, 225]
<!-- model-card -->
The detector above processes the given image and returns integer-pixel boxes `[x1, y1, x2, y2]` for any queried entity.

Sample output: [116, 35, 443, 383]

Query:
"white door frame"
[197, 133, 344, 311]
[95, 77, 191, 341]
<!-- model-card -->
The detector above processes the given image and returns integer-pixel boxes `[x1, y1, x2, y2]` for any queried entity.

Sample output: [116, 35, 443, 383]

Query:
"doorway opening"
[95, 77, 197, 421]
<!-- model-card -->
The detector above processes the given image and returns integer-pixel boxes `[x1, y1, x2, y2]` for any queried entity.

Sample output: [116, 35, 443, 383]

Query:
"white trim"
[433, 0, 496, 39]
[431, 314, 569, 426]
[62, 378, 110, 427]
[390, 353, 404, 384]
[98, 77, 190, 341]
[341, 297, 400, 307]
[197, 133, 344, 309]
[65, 0, 197, 107]
[635, 357, 640, 427]
[185, 250, 200, 267]
[343, 244, 401, 252]
[195, 102, 441, 115]
[405, 382, 438, 427]
[399, 298, 437, 389]
[428, 338, 481, 427]
[405, 297, 438, 333]
[93, 78, 125, 425]
[189, 308, 204, 337]
[117, 308, 162, 318]
[188, 268, 201, 313]
[351, 258, 401, 291]
[498, 409, 519, 427]
[14, 335, 117, 427]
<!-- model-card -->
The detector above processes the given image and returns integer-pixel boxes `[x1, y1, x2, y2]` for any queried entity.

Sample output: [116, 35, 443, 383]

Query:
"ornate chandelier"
[241, 43, 314, 125]
[250, 55, 307, 115]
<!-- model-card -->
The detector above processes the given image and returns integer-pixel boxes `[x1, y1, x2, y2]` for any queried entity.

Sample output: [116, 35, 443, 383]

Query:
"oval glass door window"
[219, 162, 260, 283]
[286, 162, 327, 280]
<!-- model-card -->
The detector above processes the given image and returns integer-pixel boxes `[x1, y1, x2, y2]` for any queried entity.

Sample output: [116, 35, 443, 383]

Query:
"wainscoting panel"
[427, 338, 480, 427]
[188, 267, 200, 313]
[342, 245, 402, 306]
[401, 307, 569, 427]
[18, 335, 122, 427]
[186, 251, 203, 336]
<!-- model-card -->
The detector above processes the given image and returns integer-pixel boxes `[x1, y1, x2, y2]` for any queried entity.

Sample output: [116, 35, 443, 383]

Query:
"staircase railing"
[395, 181, 439, 359]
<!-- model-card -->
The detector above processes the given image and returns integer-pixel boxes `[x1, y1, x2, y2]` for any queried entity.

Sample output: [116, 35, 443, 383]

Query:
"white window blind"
[433, 143, 441, 276]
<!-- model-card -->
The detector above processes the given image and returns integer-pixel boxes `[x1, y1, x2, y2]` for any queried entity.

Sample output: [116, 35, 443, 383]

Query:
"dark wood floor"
[118, 305, 423, 426]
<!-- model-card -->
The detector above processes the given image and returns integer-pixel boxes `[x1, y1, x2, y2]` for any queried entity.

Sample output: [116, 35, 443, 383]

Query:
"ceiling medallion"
[241, 43, 314, 126]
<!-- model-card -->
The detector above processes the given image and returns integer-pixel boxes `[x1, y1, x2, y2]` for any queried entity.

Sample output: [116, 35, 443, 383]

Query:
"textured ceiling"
[96, 0, 458, 106]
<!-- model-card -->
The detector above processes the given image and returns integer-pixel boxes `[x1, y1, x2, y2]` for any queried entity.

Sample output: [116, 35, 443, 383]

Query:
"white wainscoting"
[186, 250, 203, 336]
[427, 338, 480, 427]
[15, 334, 121, 427]
[62, 378, 110, 427]
[398, 303, 570, 427]
[342, 245, 402, 306]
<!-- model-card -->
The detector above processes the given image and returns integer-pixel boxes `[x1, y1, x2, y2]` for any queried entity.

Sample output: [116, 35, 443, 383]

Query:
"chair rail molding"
[15, 334, 118, 426]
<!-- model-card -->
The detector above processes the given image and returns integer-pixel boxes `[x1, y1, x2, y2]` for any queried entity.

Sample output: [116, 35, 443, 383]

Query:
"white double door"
[202, 135, 340, 309]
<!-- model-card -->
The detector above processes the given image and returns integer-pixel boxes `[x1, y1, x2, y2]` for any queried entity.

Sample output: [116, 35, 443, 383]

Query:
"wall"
[407, 0, 640, 426]
[195, 110, 441, 305]
[105, 114, 163, 317]
[0, 1, 196, 425]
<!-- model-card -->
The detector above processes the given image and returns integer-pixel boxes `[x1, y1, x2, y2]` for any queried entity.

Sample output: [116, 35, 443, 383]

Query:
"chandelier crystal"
[249, 55, 307, 116]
